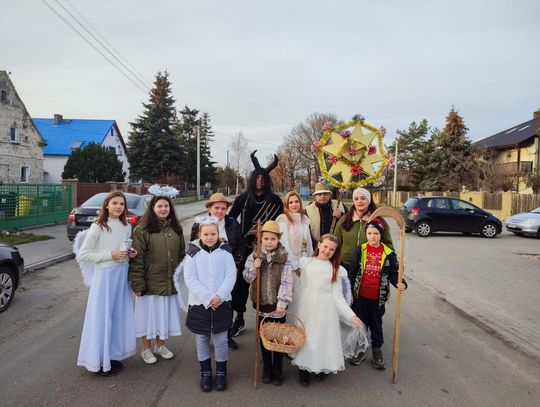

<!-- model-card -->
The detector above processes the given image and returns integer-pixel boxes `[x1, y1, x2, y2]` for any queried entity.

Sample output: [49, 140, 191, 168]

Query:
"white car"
[505, 207, 540, 238]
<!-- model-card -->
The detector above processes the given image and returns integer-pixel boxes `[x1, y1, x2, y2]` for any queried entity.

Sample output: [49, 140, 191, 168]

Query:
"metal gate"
[0, 184, 72, 229]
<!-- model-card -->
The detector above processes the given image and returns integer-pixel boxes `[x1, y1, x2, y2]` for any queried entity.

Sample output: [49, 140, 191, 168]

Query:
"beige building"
[0, 71, 45, 183]
[475, 110, 540, 193]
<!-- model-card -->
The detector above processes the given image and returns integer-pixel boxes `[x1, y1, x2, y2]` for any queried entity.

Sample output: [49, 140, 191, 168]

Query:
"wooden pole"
[367, 206, 406, 383]
[253, 220, 262, 388]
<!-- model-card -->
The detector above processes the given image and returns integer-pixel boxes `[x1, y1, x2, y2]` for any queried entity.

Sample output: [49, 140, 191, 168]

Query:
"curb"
[24, 253, 75, 273]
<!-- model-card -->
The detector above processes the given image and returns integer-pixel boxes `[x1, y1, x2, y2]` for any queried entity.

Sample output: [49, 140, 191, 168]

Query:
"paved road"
[1, 259, 539, 407]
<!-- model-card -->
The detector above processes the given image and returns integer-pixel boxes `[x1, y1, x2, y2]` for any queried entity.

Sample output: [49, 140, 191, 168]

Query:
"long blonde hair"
[283, 190, 306, 224]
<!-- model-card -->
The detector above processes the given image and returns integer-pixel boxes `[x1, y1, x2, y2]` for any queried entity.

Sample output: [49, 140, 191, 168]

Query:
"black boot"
[299, 369, 311, 387]
[199, 359, 212, 392]
[215, 361, 227, 391]
[261, 346, 273, 384]
[228, 329, 239, 350]
[371, 347, 386, 370]
[271, 353, 283, 386]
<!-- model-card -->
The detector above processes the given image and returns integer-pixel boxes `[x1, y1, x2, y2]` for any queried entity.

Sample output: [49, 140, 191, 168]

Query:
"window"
[107, 146, 116, 153]
[10, 127, 20, 143]
[1, 90, 6, 102]
[451, 199, 476, 212]
[427, 198, 449, 209]
[20, 166, 30, 183]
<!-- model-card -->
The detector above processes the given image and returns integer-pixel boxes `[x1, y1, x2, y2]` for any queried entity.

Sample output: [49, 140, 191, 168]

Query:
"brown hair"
[341, 199, 377, 231]
[283, 190, 306, 224]
[95, 191, 128, 232]
[312, 233, 341, 283]
[138, 196, 183, 235]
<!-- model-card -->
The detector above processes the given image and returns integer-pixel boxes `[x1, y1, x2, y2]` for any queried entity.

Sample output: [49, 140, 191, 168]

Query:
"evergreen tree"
[416, 107, 477, 191]
[128, 71, 183, 183]
[174, 105, 199, 186]
[199, 112, 218, 185]
[62, 142, 125, 182]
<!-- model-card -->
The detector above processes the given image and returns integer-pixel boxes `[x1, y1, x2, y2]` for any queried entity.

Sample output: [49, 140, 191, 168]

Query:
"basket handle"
[259, 311, 306, 334]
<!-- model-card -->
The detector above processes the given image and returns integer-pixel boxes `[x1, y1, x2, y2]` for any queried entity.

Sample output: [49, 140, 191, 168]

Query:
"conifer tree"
[199, 112, 217, 185]
[128, 71, 183, 183]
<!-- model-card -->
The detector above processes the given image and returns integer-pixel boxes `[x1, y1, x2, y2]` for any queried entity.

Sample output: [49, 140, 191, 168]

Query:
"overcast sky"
[3, 0, 539, 167]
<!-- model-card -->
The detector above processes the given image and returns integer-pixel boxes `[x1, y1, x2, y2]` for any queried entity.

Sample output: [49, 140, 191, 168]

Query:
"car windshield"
[81, 193, 140, 209]
[530, 207, 540, 214]
[403, 198, 418, 208]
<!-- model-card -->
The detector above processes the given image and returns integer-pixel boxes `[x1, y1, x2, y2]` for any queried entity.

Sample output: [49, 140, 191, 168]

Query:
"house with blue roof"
[33, 114, 129, 183]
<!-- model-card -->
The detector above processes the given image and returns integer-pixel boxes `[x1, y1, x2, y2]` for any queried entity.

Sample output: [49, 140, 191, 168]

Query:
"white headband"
[352, 187, 371, 204]
[195, 215, 219, 226]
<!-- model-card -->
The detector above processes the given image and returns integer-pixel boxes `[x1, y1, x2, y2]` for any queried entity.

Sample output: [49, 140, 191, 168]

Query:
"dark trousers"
[352, 296, 385, 348]
[258, 315, 285, 376]
[231, 243, 251, 314]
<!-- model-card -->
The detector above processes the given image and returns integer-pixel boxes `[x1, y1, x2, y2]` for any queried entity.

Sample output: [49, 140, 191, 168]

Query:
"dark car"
[399, 196, 502, 238]
[67, 192, 152, 240]
[0, 243, 24, 312]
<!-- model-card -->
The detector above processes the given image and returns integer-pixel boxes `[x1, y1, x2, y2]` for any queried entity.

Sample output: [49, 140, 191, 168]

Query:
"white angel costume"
[74, 219, 136, 373]
[291, 257, 364, 374]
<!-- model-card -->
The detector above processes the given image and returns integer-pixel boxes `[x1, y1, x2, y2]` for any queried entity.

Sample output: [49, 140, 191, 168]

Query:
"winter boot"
[271, 353, 284, 386]
[215, 361, 228, 391]
[199, 359, 212, 392]
[299, 369, 311, 387]
[261, 347, 273, 384]
[350, 351, 366, 366]
[371, 348, 386, 370]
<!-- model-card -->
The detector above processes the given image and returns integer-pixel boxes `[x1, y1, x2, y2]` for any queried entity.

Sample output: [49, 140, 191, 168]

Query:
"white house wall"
[43, 155, 68, 184]
[102, 127, 130, 181]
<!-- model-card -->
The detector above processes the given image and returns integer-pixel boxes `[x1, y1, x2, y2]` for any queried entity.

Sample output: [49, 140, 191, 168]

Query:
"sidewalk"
[17, 199, 210, 272]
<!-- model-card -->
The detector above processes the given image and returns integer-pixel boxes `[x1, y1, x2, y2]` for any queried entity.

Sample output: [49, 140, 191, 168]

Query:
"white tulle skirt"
[135, 294, 182, 339]
[77, 263, 136, 372]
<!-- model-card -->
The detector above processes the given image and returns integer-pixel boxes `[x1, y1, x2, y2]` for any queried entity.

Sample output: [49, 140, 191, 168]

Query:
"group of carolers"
[77, 187, 406, 391]
[75, 153, 406, 392]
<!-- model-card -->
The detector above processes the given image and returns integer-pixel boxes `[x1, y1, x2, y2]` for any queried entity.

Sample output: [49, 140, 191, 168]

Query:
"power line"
[51, 0, 151, 92]
[41, 0, 148, 94]
[62, 0, 152, 89]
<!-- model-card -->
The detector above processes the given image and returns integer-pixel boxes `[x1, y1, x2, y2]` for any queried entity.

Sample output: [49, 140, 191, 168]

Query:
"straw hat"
[261, 220, 282, 236]
[312, 183, 332, 196]
[205, 192, 231, 208]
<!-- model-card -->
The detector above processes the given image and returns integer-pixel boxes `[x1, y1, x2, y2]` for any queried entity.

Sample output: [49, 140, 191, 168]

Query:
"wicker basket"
[259, 312, 306, 353]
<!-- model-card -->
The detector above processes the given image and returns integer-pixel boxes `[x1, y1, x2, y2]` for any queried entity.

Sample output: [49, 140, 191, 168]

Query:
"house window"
[20, 166, 30, 183]
[10, 127, 20, 143]
[1, 90, 6, 102]
[107, 146, 116, 154]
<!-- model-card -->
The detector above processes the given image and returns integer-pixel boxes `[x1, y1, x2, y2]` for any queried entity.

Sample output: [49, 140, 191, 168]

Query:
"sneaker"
[141, 348, 158, 364]
[153, 344, 174, 360]
[371, 348, 385, 370]
[231, 315, 245, 337]
[350, 351, 366, 366]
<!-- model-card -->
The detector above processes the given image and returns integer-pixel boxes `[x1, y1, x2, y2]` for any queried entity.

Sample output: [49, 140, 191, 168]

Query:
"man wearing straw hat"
[191, 192, 242, 350]
[304, 182, 347, 246]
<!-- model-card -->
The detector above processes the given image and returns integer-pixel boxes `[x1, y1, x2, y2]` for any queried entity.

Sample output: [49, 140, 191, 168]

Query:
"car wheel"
[481, 222, 498, 238]
[415, 221, 432, 237]
[537, 227, 540, 239]
[0, 266, 15, 313]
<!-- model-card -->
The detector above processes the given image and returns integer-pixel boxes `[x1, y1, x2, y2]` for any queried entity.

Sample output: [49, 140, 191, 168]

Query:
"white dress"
[76, 219, 136, 373]
[291, 257, 355, 374]
[135, 294, 183, 339]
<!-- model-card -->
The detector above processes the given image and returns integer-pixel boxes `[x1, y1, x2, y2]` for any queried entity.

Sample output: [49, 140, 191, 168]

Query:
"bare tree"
[284, 112, 339, 186]
[229, 132, 250, 194]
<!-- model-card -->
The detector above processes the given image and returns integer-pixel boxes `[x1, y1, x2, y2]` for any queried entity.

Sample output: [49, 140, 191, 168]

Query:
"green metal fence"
[0, 184, 72, 229]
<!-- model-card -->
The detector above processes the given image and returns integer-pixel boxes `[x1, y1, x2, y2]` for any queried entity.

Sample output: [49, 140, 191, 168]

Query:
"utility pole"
[393, 137, 398, 207]
[197, 124, 201, 200]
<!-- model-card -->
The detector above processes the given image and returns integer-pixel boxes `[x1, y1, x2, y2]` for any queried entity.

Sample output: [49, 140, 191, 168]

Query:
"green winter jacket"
[334, 215, 394, 268]
[129, 220, 185, 296]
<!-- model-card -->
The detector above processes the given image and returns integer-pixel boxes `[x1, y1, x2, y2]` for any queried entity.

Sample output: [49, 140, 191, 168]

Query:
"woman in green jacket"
[129, 194, 185, 365]
[334, 188, 393, 272]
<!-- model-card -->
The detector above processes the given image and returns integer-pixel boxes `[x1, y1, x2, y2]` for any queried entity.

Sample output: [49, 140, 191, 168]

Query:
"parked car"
[399, 196, 502, 238]
[505, 206, 540, 238]
[67, 192, 152, 240]
[0, 243, 24, 312]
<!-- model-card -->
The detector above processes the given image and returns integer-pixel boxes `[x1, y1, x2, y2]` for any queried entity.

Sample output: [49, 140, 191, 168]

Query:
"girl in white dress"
[276, 190, 313, 275]
[76, 191, 137, 376]
[291, 234, 363, 386]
